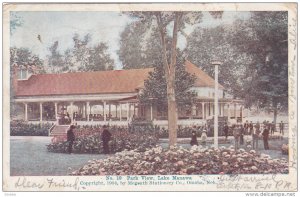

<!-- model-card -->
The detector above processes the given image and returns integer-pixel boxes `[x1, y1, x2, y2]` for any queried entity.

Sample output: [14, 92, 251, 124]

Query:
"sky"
[10, 11, 250, 69]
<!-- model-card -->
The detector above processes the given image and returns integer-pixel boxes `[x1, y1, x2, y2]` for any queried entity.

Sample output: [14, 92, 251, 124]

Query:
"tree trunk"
[155, 12, 181, 146]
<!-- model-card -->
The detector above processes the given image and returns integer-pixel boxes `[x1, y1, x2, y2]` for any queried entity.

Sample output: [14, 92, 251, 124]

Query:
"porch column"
[234, 103, 237, 120]
[115, 104, 118, 118]
[150, 104, 153, 120]
[24, 103, 28, 121]
[70, 102, 74, 122]
[241, 106, 243, 122]
[220, 103, 222, 116]
[108, 103, 111, 120]
[119, 103, 122, 121]
[202, 102, 205, 119]
[86, 102, 90, 121]
[54, 102, 58, 117]
[103, 101, 106, 122]
[82, 104, 86, 119]
[134, 104, 136, 116]
[126, 102, 130, 121]
[192, 104, 196, 117]
[225, 103, 229, 117]
[222, 103, 225, 116]
[39, 102, 43, 122]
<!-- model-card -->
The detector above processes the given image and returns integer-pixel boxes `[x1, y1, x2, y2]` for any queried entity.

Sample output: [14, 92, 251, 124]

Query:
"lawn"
[10, 135, 288, 176]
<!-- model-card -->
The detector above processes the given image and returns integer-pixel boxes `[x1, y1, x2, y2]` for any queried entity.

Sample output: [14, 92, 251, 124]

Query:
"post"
[86, 102, 90, 121]
[119, 103, 122, 121]
[39, 103, 43, 122]
[70, 102, 74, 122]
[202, 102, 205, 119]
[234, 103, 237, 120]
[103, 101, 106, 122]
[150, 104, 153, 120]
[115, 104, 118, 118]
[211, 61, 221, 148]
[126, 102, 130, 121]
[134, 104, 136, 116]
[24, 103, 28, 121]
[241, 106, 243, 122]
[54, 102, 58, 123]
[108, 103, 111, 120]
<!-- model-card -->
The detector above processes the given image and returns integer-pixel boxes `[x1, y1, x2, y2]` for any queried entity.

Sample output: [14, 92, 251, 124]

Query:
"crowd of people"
[62, 119, 285, 154]
[230, 120, 285, 151]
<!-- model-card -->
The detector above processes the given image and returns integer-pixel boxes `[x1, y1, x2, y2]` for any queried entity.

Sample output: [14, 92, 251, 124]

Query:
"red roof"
[16, 61, 224, 97]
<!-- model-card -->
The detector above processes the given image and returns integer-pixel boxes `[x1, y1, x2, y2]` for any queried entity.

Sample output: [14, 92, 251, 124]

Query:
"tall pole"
[211, 61, 221, 148]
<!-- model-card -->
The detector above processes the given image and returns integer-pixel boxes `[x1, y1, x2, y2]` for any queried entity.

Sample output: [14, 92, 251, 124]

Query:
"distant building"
[12, 61, 244, 126]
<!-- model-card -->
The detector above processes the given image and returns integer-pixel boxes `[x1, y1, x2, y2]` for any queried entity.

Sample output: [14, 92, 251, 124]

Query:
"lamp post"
[211, 61, 222, 148]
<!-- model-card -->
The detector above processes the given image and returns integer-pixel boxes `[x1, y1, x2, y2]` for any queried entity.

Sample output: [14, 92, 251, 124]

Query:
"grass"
[10, 135, 288, 176]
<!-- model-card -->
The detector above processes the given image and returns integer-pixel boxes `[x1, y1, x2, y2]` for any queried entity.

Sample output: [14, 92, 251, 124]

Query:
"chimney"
[12, 63, 18, 95]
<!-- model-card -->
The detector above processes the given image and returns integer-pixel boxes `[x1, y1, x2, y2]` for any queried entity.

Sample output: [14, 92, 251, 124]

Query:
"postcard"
[2, 2, 297, 192]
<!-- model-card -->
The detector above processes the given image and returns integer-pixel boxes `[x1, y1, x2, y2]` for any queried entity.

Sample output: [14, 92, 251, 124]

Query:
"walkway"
[10, 136, 110, 176]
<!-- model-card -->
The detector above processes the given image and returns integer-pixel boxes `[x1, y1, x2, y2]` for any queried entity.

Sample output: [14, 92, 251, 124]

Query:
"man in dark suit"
[279, 121, 284, 136]
[223, 122, 229, 141]
[262, 126, 270, 150]
[67, 125, 76, 154]
[101, 125, 112, 154]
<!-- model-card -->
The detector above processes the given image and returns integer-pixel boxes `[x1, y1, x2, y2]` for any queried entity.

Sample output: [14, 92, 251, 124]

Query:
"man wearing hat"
[101, 125, 112, 154]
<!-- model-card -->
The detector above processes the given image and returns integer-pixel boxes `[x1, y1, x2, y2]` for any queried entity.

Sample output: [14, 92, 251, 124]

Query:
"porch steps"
[49, 125, 69, 137]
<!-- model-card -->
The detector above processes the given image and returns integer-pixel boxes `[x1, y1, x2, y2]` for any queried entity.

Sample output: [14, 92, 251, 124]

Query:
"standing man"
[101, 125, 112, 154]
[239, 124, 244, 145]
[279, 121, 284, 136]
[67, 124, 76, 154]
[233, 124, 240, 151]
[262, 125, 270, 150]
[223, 122, 229, 141]
[270, 121, 275, 135]
[244, 120, 249, 135]
[255, 121, 260, 132]
[249, 121, 254, 136]
[253, 125, 260, 150]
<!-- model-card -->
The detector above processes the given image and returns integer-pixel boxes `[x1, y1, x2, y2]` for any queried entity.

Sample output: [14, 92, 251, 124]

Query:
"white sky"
[10, 11, 250, 69]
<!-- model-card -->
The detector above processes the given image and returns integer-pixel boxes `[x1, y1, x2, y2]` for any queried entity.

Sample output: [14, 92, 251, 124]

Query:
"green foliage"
[118, 21, 162, 69]
[139, 56, 196, 109]
[47, 34, 115, 73]
[10, 121, 52, 136]
[47, 131, 158, 154]
[186, 25, 253, 99]
[233, 12, 288, 111]
[10, 47, 44, 67]
[10, 12, 23, 35]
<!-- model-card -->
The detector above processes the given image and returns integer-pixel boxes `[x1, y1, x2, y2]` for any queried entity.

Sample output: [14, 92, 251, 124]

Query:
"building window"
[18, 69, 27, 79]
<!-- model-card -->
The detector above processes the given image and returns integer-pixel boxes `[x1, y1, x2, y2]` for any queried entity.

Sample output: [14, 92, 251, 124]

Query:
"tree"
[126, 12, 206, 146]
[186, 24, 254, 99]
[47, 41, 65, 73]
[10, 12, 23, 35]
[46, 34, 114, 73]
[233, 12, 288, 125]
[85, 43, 114, 71]
[139, 56, 197, 113]
[118, 21, 162, 69]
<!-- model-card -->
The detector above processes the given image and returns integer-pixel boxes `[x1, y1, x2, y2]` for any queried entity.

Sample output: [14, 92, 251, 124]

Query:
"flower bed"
[47, 131, 158, 154]
[10, 120, 53, 136]
[70, 145, 289, 175]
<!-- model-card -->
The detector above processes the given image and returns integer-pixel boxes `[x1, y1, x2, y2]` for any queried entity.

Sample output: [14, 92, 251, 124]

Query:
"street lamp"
[211, 61, 222, 148]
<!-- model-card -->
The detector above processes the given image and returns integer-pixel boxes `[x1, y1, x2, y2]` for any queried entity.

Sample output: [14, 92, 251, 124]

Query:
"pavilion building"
[12, 61, 244, 126]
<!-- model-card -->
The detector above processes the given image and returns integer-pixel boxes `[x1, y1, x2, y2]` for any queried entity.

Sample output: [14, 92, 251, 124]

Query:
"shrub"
[47, 131, 158, 154]
[70, 146, 289, 176]
[10, 120, 52, 136]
